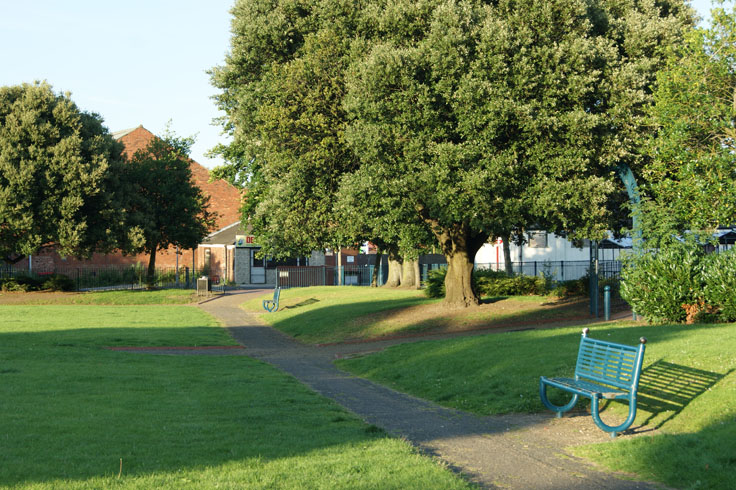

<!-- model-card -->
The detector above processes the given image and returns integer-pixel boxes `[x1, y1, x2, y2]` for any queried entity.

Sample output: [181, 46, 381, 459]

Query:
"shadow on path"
[200, 290, 656, 489]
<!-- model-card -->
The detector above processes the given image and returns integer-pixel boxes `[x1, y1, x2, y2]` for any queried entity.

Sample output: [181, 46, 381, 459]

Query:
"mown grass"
[241, 287, 438, 343]
[337, 322, 736, 489]
[0, 305, 470, 489]
[242, 286, 586, 344]
[0, 289, 198, 305]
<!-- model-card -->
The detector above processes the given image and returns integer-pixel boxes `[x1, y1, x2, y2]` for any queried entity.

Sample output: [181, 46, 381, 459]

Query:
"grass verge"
[0, 305, 470, 489]
[242, 286, 588, 344]
[337, 322, 736, 489]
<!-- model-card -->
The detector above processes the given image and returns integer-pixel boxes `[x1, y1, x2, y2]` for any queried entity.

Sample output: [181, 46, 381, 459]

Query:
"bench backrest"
[575, 333, 646, 391]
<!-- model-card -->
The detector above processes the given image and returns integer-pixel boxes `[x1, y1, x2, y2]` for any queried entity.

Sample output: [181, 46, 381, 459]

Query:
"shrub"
[41, 274, 75, 291]
[424, 267, 447, 298]
[702, 247, 736, 322]
[1, 274, 44, 292]
[424, 267, 548, 299]
[620, 241, 705, 323]
[551, 276, 589, 298]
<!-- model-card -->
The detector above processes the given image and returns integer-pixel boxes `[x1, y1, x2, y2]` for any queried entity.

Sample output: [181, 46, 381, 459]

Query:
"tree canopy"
[0, 82, 130, 264]
[212, 0, 693, 307]
[643, 0, 736, 239]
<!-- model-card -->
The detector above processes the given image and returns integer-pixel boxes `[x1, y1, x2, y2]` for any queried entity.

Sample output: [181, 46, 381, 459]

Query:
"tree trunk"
[146, 244, 158, 288]
[401, 257, 418, 288]
[502, 235, 513, 275]
[414, 260, 421, 290]
[432, 223, 487, 308]
[385, 250, 402, 288]
[371, 250, 382, 287]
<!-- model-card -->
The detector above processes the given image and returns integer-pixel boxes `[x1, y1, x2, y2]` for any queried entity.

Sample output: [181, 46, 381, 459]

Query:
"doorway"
[250, 248, 266, 284]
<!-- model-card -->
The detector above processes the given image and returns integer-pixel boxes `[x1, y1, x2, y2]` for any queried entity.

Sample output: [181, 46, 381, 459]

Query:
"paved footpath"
[199, 290, 656, 489]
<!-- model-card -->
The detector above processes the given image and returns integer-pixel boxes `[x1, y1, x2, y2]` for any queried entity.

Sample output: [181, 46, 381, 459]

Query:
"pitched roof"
[114, 126, 242, 231]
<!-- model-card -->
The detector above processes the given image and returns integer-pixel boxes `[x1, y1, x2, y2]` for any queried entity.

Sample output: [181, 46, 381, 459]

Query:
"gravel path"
[198, 290, 656, 489]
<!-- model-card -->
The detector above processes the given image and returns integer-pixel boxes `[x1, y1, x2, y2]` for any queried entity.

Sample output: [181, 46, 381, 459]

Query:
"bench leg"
[539, 379, 579, 417]
[590, 396, 637, 438]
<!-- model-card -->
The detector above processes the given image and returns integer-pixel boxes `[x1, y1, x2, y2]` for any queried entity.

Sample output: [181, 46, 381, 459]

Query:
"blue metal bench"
[263, 287, 280, 313]
[540, 328, 647, 438]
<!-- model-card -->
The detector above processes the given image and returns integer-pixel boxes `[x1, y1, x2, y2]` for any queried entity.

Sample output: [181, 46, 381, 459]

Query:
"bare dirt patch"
[0, 291, 77, 305]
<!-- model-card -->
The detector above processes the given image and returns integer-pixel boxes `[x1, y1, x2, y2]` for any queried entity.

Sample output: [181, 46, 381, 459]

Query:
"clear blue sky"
[0, 0, 717, 169]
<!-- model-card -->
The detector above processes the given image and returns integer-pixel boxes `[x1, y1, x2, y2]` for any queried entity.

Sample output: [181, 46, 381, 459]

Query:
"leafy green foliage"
[1, 273, 74, 292]
[424, 268, 448, 299]
[0, 82, 129, 263]
[424, 267, 547, 298]
[621, 240, 736, 323]
[212, 0, 692, 307]
[702, 247, 736, 322]
[620, 241, 705, 323]
[644, 2, 736, 234]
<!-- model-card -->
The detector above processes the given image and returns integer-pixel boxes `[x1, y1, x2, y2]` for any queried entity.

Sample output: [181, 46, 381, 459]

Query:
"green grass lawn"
[242, 286, 587, 344]
[0, 289, 198, 305]
[337, 322, 736, 489]
[241, 287, 437, 343]
[0, 305, 470, 489]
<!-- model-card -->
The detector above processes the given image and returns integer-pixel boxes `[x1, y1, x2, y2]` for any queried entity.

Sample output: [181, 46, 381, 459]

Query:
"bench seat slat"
[542, 377, 627, 400]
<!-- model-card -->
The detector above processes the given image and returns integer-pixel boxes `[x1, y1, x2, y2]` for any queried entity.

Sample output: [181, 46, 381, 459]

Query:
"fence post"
[322, 266, 326, 286]
[77, 268, 80, 292]
[560, 260, 564, 281]
[534, 261, 537, 277]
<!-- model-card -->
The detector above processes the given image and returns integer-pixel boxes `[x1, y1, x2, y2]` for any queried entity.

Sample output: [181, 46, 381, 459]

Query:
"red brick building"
[18, 126, 242, 277]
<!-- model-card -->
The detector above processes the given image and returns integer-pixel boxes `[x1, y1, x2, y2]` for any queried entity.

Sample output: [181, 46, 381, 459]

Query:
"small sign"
[235, 235, 258, 248]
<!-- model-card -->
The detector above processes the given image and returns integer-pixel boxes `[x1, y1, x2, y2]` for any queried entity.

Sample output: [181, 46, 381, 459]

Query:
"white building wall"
[476, 233, 590, 266]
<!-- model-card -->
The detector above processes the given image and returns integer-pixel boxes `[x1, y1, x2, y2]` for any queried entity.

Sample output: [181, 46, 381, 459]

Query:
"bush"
[620, 241, 705, 323]
[702, 247, 736, 322]
[551, 277, 588, 298]
[1, 274, 44, 292]
[424, 267, 548, 299]
[476, 274, 547, 296]
[41, 274, 75, 291]
[424, 267, 448, 298]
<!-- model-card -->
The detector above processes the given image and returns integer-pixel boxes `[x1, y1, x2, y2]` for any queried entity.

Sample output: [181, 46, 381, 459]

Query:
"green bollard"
[604, 285, 611, 321]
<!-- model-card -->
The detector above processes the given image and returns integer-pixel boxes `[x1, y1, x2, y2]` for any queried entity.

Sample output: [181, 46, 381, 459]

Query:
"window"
[528, 231, 548, 248]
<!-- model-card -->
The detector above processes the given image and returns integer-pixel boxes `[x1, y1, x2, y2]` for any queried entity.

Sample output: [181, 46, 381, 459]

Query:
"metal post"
[604, 285, 611, 321]
[590, 240, 599, 316]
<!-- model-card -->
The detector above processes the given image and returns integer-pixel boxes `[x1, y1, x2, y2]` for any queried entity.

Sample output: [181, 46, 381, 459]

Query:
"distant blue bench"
[263, 287, 280, 313]
[540, 328, 647, 438]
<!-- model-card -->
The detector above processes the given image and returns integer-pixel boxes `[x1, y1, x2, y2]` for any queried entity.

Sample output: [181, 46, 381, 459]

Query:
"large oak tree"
[346, 0, 691, 306]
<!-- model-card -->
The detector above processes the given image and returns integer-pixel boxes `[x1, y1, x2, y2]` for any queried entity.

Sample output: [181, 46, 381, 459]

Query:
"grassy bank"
[0, 305, 470, 489]
[337, 322, 736, 489]
[243, 286, 588, 344]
